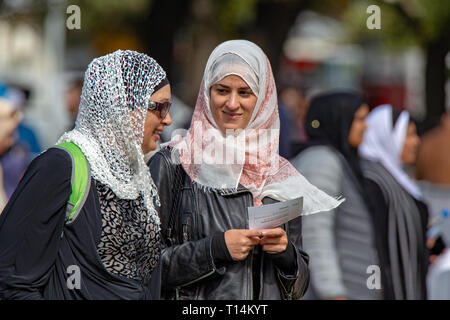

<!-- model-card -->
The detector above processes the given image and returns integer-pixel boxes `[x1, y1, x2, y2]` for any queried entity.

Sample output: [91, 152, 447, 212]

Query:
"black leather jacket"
[149, 148, 310, 300]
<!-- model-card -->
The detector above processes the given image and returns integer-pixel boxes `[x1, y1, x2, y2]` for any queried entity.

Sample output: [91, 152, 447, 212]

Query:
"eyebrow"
[214, 83, 252, 90]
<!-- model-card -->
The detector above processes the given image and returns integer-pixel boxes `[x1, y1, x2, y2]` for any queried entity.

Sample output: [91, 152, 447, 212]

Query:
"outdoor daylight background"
[0, 0, 449, 148]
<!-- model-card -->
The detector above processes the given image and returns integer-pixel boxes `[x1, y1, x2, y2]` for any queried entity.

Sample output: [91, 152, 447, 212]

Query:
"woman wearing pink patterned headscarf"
[149, 40, 341, 300]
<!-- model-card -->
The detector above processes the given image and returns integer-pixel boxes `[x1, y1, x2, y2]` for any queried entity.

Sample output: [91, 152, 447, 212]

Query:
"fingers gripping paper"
[248, 197, 303, 229]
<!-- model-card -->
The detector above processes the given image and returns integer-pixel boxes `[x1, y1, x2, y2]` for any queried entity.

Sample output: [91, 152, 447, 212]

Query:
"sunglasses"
[148, 100, 171, 119]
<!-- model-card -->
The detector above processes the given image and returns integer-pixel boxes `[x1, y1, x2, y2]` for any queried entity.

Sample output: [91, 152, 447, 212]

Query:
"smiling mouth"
[152, 129, 163, 139]
[223, 111, 243, 120]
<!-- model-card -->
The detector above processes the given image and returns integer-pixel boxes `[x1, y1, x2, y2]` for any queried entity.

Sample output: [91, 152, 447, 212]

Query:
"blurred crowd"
[0, 82, 40, 211]
[1, 52, 450, 300]
[278, 86, 450, 300]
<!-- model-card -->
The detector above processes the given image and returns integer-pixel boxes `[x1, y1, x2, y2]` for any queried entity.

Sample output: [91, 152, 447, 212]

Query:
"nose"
[414, 134, 421, 147]
[161, 112, 172, 126]
[362, 121, 368, 133]
[225, 92, 240, 111]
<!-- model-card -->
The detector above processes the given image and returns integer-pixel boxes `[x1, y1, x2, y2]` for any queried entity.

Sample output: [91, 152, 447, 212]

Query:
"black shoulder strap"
[165, 162, 185, 246]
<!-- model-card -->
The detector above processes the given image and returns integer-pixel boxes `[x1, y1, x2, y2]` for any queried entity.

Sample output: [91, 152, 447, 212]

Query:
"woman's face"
[401, 122, 420, 165]
[141, 84, 172, 154]
[348, 104, 369, 148]
[210, 75, 257, 133]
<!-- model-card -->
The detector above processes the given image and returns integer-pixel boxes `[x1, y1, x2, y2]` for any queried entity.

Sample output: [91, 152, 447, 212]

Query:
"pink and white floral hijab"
[168, 40, 342, 214]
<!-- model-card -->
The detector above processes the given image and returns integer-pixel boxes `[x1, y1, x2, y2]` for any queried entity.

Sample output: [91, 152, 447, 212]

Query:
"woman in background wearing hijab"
[359, 104, 428, 300]
[149, 40, 342, 300]
[291, 90, 381, 300]
[0, 50, 172, 299]
[0, 98, 23, 212]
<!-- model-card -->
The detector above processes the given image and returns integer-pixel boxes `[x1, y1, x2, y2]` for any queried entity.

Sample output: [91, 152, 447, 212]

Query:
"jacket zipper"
[259, 250, 264, 300]
[281, 222, 293, 299]
[249, 249, 254, 299]
[175, 182, 213, 292]
[246, 192, 254, 300]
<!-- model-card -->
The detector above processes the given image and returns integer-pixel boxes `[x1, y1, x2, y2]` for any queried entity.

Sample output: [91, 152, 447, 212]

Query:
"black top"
[365, 178, 429, 300]
[0, 148, 160, 300]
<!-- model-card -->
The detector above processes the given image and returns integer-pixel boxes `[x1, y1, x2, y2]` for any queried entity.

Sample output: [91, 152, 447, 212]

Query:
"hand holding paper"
[259, 227, 288, 254]
[247, 197, 303, 230]
[224, 229, 263, 261]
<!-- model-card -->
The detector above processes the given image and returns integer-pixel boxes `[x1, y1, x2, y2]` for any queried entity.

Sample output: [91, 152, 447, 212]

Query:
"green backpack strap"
[55, 142, 91, 224]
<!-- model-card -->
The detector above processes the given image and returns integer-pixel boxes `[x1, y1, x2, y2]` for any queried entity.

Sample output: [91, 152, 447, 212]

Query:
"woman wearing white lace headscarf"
[0, 50, 172, 300]
[149, 40, 342, 300]
[359, 104, 429, 300]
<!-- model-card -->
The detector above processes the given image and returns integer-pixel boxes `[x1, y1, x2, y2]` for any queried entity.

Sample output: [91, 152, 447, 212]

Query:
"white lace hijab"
[58, 50, 166, 226]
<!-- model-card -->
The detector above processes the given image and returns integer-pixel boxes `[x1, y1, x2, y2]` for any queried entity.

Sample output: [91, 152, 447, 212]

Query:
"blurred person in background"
[0, 50, 172, 299]
[416, 112, 450, 186]
[0, 98, 24, 212]
[291, 90, 381, 300]
[0, 82, 42, 212]
[415, 111, 450, 299]
[415, 111, 450, 247]
[359, 104, 429, 300]
[416, 112, 450, 227]
[7, 85, 42, 159]
[0, 89, 31, 213]
[64, 78, 83, 130]
[278, 85, 309, 159]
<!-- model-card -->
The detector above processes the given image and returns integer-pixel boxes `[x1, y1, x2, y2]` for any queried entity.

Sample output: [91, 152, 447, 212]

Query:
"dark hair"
[154, 77, 169, 92]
